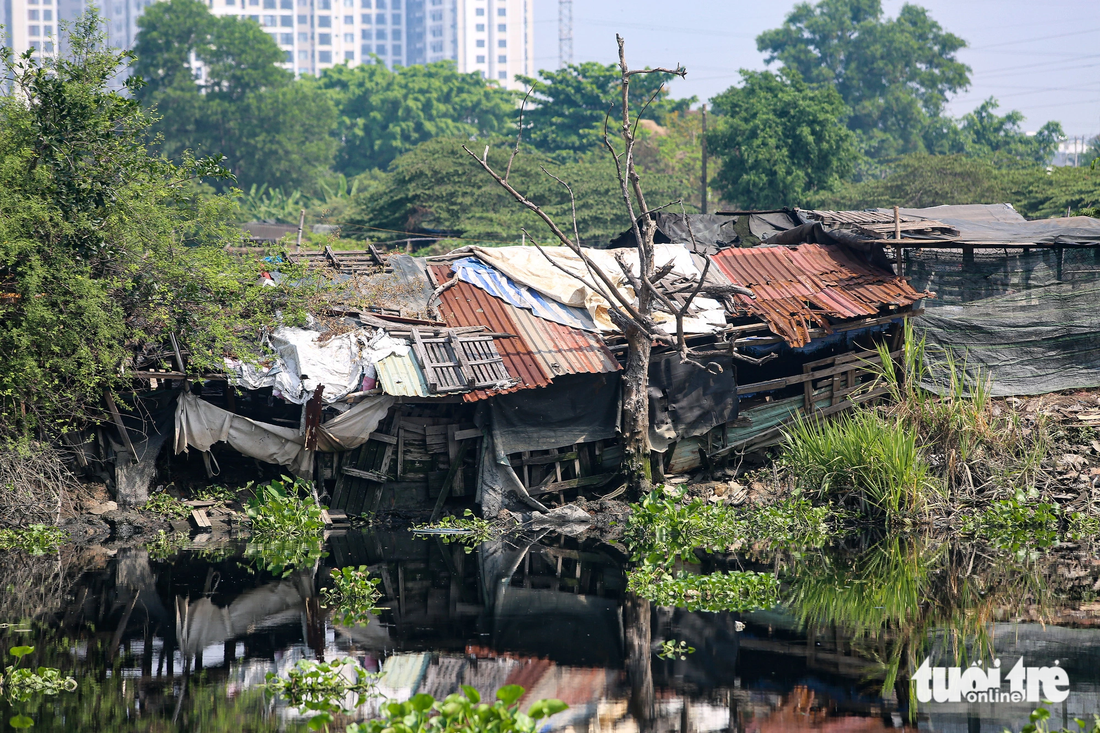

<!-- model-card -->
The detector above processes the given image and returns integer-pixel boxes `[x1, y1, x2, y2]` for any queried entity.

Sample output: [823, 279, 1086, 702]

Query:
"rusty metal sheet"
[507, 306, 620, 379]
[430, 265, 551, 400]
[712, 243, 929, 348]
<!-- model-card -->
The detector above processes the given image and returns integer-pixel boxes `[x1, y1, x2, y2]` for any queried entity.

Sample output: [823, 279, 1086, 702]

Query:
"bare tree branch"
[504, 88, 533, 185]
[461, 144, 643, 320]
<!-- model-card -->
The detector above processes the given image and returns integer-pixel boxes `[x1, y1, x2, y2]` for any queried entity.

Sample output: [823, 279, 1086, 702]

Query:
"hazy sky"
[531, 0, 1100, 136]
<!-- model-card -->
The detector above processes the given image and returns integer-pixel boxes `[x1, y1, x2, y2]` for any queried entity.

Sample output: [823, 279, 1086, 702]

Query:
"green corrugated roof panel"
[375, 353, 430, 397]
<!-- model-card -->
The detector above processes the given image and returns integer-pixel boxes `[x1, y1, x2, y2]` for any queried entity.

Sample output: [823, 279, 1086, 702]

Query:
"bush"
[244, 475, 323, 536]
[782, 409, 939, 518]
[348, 685, 567, 733]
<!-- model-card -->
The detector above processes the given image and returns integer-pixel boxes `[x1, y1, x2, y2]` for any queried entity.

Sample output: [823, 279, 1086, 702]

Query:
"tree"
[516, 62, 693, 154]
[757, 0, 970, 159]
[925, 98, 1063, 165]
[707, 70, 859, 209]
[465, 38, 726, 490]
[311, 61, 516, 177]
[133, 0, 337, 192]
[345, 137, 695, 245]
[0, 13, 313, 437]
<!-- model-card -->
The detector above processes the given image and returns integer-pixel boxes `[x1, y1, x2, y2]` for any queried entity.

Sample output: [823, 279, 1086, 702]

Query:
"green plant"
[244, 537, 325, 578]
[782, 409, 940, 518]
[194, 484, 237, 505]
[145, 492, 192, 519]
[412, 509, 495, 553]
[1068, 512, 1100, 543]
[1007, 704, 1100, 733]
[263, 657, 377, 731]
[961, 492, 1059, 555]
[244, 476, 324, 537]
[0, 525, 67, 555]
[347, 685, 567, 733]
[656, 640, 695, 661]
[144, 530, 190, 560]
[321, 566, 383, 625]
[627, 566, 780, 613]
[0, 645, 78, 729]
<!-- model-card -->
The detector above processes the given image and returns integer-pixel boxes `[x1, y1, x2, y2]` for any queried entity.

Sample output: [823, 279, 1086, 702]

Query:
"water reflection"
[0, 529, 1099, 731]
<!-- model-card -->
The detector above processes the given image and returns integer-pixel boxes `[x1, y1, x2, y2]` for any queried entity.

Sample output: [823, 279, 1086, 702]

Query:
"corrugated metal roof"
[430, 265, 552, 400]
[375, 352, 431, 397]
[507, 306, 620, 379]
[712, 243, 929, 348]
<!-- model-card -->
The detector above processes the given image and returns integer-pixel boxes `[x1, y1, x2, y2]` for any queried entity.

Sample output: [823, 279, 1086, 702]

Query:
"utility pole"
[558, 0, 572, 68]
[700, 104, 708, 214]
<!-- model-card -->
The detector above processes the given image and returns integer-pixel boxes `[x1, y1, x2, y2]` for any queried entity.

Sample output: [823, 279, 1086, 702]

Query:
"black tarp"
[896, 203, 1100, 245]
[648, 353, 737, 451]
[489, 373, 621, 457]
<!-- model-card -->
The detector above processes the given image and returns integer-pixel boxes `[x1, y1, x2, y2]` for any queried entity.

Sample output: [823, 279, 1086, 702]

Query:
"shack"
[118, 210, 928, 516]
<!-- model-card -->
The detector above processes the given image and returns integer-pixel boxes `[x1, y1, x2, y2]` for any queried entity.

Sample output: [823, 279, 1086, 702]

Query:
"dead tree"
[465, 36, 705, 490]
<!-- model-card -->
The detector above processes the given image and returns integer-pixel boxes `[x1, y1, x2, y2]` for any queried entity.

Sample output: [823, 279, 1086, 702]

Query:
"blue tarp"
[452, 256, 598, 332]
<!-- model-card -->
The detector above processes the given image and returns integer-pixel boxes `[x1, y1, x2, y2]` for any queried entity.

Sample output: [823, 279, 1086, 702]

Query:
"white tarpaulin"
[469, 244, 727, 334]
[225, 327, 412, 404]
[174, 391, 394, 474]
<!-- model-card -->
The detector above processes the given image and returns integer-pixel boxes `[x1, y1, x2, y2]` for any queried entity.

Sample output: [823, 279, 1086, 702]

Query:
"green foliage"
[782, 409, 939, 518]
[347, 685, 568, 733]
[312, 61, 516, 176]
[756, 0, 969, 160]
[263, 657, 377, 731]
[1, 645, 78, 729]
[811, 154, 1100, 218]
[517, 62, 692, 154]
[655, 640, 695, 661]
[134, 0, 336, 192]
[321, 565, 383, 625]
[194, 484, 237, 505]
[346, 137, 693, 246]
[625, 490, 832, 566]
[872, 321, 1050, 496]
[0, 14, 322, 438]
[0, 525, 67, 555]
[144, 529, 190, 560]
[144, 492, 192, 519]
[412, 509, 495, 553]
[627, 565, 780, 613]
[928, 98, 1063, 165]
[1067, 512, 1100, 543]
[707, 69, 859, 209]
[1008, 704, 1100, 733]
[244, 476, 325, 576]
[961, 493, 1059, 555]
[244, 475, 324, 536]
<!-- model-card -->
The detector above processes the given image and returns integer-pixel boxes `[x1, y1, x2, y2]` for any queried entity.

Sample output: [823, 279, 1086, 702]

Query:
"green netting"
[905, 248, 1100, 396]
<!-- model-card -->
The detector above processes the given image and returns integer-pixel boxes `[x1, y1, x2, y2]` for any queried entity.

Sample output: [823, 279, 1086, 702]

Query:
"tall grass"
[783, 410, 940, 517]
[871, 321, 1050, 497]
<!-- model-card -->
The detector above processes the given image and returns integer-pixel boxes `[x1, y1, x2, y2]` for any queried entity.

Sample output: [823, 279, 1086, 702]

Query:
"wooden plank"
[454, 428, 482, 441]
[738, 350, 899, 396]
[397, 428, 405, 479]
[190, 509, 211, 529]
[104, 390, 137, 463]
[410, 328, 438, 393]
[343, 466, 388, 482]
[446, 330, 476, 386]
[527, 473, 616, 497]
[516, 451, 579, 466]
[429, 440, 471, 522]
[169, 332, 186, 373]
[368, 431, 398, 445]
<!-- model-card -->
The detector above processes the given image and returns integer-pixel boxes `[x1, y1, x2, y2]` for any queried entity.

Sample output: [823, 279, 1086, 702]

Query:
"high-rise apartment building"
[4, 0, 533, 89]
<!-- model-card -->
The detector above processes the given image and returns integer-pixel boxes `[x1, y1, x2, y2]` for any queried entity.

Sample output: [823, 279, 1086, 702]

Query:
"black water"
[1, 528, 1099, 731]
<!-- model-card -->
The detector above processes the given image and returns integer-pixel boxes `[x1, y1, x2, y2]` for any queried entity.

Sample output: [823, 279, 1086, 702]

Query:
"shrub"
[244, 475, 323, 537]
[321, 566, 383, 625]
[348, 685, 567, 733]
[782, 410, 939, 518]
